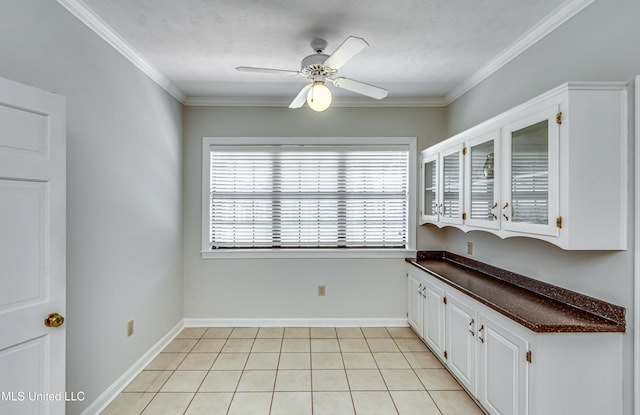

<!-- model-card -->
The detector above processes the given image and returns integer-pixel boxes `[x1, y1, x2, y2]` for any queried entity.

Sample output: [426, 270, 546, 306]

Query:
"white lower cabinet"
[477, 311, 529, 415]
[408, 264, 623, 415]
[407, 268, 423, 337]
[445, 291, 477, 395]
[422, 277, 446, 359]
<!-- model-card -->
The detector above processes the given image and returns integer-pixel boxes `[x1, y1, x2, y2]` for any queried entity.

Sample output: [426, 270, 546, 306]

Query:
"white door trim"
[634, 74, 639, 415]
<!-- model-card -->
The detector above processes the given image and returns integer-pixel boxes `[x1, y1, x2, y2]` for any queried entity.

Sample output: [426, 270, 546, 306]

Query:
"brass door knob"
[44, 312, 65, 328]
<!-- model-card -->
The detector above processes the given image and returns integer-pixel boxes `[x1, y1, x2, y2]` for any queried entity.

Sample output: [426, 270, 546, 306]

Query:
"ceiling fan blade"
[236, 66, 302, 76]
[330, 77, 388, 100]
[323, 36, 369, 70]
[289, 84, 312, 108]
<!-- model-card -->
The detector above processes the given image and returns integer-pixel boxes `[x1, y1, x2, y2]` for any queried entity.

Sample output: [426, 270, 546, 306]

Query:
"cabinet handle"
[502, 202, 510, 221]
[491, 203, 498, 220]
[468, 319, 475, 336]
[478, 324, 485, 343]
[422, 285, 426, 298]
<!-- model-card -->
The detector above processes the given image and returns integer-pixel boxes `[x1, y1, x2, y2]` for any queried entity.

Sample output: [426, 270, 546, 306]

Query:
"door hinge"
[556, 216, 563, 229]
[556, 111, 563, 125]
[462, 212, 467, 220]
[444, 350, 448, 359]
[462, 147, 467, 155]
[526, 350, 532, 363]
[443, 296, 447, 305]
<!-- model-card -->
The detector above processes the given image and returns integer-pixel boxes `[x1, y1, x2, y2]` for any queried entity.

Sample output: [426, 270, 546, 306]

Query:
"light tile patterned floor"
[102, 327, 484, 415]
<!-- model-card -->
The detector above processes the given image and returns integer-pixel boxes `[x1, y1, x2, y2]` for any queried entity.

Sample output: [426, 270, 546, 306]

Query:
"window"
[202, 137, 416, 258]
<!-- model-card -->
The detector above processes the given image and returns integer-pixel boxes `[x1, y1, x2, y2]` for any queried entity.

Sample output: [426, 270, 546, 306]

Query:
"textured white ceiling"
[79, 0, 577, 103]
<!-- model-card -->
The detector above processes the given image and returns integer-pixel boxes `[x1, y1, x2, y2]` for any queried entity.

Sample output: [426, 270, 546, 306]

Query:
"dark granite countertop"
[406, 251, 625, 333]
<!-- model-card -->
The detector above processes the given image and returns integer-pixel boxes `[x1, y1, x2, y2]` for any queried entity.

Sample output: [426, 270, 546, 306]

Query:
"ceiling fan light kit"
[236, 36, 388, 112]
[307, 80, 332, 112]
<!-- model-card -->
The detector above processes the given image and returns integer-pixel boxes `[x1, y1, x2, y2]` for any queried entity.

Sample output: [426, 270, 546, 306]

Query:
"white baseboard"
[80, 320, 185, 415]
[183, 317, 409, 327]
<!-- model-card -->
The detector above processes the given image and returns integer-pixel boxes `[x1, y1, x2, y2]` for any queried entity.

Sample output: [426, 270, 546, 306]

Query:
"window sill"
[201, 248, 417, 260]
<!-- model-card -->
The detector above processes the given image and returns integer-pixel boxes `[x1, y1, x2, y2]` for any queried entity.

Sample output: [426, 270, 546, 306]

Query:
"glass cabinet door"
[465, 132, 500, 229]
[440, 145, 464, 225]
[421, 155, 439, 222]
[502, 106, 559, 236]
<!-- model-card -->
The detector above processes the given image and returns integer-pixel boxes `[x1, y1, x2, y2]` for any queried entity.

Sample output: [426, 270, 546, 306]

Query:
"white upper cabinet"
[440, 143, 465, 225]
[420, 82, 628, 250]
[502, 104, 559, 237]
[420, 142, 465, 226]
[420, 153, 439, 223]
[464, 130, 501, 230]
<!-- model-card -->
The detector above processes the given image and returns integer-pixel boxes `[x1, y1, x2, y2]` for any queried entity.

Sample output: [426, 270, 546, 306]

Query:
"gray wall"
[0, 1, 184, 414]
[2, 0, 637, 412]
[182, 106, 446, 321]
[443, 0, 640, 413]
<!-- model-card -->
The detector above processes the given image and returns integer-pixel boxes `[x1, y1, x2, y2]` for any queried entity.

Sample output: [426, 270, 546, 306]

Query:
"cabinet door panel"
[465, 131, 501, 229]
[423, 278, 446, 359]
[440, 145, 464, 225]
[407, 270, 423, 337]
[502, 105, 559, 236]
[420, 154, 439, 223]
[445, 292, 477, 394]
[478, 314, 529, 415]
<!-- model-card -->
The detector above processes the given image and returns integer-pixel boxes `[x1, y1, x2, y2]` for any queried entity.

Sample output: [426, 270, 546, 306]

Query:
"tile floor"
[102, 327, 484, 415]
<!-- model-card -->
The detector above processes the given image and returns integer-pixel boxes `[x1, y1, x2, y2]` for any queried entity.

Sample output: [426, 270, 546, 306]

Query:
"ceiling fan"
[236, 36, 389, 111]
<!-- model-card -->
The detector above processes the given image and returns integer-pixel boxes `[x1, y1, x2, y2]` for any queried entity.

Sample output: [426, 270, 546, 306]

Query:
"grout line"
[108, 326, 481, 415]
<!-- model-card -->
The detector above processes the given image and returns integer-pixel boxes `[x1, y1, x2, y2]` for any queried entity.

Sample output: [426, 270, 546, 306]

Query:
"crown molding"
[184, 96, 448, 107]
[58, 0, 593, 109]
[56, 0, 187, 103]
[445, 0, 595, 104]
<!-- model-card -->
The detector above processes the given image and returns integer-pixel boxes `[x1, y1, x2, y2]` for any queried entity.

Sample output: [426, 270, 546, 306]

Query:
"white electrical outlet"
[318, 285, 326, 296]
[467, 241, 473, 255]
[127, 320, 134, 337]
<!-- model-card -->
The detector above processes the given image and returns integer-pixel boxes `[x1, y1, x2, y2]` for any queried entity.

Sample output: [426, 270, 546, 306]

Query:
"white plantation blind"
[208, 145, 409, 250]
[442, 152, 461, 218]
[511, 120, 549, 224]
[470, 142, 495, 220]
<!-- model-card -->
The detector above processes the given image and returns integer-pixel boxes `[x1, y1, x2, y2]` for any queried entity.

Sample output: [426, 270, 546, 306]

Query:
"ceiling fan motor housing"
[301, 53, 336, 77]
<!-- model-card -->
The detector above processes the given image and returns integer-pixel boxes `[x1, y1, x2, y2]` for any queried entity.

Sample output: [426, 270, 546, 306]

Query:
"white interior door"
[0, 77, 66, 415]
